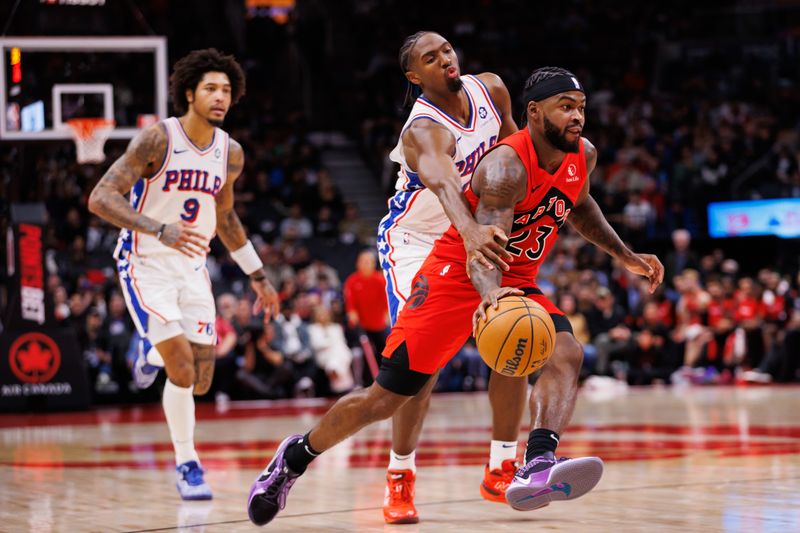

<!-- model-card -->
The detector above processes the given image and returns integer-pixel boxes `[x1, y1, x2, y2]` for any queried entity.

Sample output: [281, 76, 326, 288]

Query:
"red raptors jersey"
[433, 127, 588, 287]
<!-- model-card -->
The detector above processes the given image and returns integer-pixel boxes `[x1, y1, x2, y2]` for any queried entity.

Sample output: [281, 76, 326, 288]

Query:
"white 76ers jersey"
[383, 74, 501, 235]
[114, 117, 229, 260]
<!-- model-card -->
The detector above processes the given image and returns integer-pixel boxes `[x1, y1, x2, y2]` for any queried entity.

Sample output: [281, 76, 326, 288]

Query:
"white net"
[66, 118, 115, 164]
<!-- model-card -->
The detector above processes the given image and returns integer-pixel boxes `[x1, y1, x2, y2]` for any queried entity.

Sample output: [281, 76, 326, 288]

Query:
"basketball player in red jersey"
[390, 66, 665, 510]
[246, 67, 663, 526]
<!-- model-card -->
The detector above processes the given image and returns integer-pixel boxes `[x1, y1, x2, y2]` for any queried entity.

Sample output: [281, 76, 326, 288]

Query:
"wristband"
[230, 241, 264, 275]
[155, 224, 166, 241]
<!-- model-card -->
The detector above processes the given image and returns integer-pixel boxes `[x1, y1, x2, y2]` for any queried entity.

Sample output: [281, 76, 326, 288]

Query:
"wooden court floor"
[2, 386, 800, 532]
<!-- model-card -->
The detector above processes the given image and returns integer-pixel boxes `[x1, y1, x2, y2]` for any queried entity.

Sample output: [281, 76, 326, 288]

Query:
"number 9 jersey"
[433, 127, 587, 288]
[114, 117, 229, 262]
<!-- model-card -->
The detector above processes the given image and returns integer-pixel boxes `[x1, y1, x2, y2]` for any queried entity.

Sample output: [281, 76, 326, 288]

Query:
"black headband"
[523, 74, 585, 103]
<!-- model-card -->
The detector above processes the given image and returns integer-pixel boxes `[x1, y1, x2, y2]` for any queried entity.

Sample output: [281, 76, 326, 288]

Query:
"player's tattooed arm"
[468, 147, 527, 333]
[404, 119, 513, 272]
[215, 139, 250, 251]
[568, 138, 664, 292]
[89, 123, 209, 257]
[191, 344, 215, 395]
[88, 123, 167, 235]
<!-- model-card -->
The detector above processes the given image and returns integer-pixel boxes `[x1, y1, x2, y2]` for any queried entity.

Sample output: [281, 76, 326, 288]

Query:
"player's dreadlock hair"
[170, 48, 246, 115]
[399, 31, 434, 107]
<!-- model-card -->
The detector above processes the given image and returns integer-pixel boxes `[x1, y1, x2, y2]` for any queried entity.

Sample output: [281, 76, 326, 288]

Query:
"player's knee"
[405, 385, 433, 411]
[366, 388, 405, 421]
[549, 336, 584, 375]
[168, 361, 195, 388]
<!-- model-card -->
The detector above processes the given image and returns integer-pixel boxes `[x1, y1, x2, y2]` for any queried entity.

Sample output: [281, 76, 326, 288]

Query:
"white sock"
[162, 380, 199, 465]
[388, 450, 416, 473]
[146, 346, 164, 367]
[489, 440, 518, 471]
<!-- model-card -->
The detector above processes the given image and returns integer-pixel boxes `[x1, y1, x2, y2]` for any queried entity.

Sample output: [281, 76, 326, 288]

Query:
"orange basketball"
[475, 295, 556, 377]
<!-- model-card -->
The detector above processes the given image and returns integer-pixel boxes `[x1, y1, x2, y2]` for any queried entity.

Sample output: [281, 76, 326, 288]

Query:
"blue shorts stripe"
[118, 259, 150, 336]
[381, 254, 402, 325]
[378, 192, 418, 325]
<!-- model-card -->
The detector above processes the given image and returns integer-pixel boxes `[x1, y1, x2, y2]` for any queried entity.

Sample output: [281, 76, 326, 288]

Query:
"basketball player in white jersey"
[89, 49, 279, 500]
[376, 31, 526, 523]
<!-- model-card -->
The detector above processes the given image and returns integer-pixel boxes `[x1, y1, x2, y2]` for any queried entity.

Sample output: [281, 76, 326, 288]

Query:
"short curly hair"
[169, 48, 246, 115]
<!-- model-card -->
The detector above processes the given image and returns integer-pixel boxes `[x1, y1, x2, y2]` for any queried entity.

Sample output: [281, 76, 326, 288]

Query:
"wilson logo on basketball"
[8, 332, 61, 384]
[502, 337, 528, 375]
[406, 275, 429, 310]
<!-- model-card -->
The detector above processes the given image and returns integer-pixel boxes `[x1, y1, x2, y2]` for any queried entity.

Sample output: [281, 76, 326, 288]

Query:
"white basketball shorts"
[377, 224, 439, 325]
[117, 253, 216, 346]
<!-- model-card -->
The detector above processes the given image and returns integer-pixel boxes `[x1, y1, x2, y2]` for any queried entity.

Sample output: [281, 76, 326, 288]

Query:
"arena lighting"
[10, 47, 21, 84]
[39, 0, 106, 5]
[246, 0, 295, 23]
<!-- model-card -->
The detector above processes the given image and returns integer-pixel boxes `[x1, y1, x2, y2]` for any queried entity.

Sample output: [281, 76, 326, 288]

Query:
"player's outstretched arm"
[467, 146, 528, 334]
[567, 138, 664, 292]
[88, 123, 209, 257]
[215, 139, 279, 319]
[403, 120, 513, 273]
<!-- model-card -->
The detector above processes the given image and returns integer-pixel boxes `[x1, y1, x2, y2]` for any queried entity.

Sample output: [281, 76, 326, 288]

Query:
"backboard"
[0, 36, 167, 141]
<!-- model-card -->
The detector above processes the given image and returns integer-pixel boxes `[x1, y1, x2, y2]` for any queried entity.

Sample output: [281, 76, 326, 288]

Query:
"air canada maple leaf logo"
[9, 333, 61, 384]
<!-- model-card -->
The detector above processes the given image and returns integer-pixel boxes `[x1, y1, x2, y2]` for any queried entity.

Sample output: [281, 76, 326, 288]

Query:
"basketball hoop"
[66, 118, 115, 164]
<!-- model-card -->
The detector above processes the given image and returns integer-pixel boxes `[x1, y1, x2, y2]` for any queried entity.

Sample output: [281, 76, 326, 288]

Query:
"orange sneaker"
[480, 459, 518, 503]
[383, 469, 419, 524]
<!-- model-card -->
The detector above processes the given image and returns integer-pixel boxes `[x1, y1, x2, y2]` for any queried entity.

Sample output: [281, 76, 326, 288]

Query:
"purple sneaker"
[248, 434, 303, 526]
[505, 452, 603, 511]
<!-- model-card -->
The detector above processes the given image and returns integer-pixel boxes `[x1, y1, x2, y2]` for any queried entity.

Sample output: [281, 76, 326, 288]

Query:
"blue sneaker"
[133, 339, 160, 389]
[176, 460, 213, 501]
[248, 434, 303, 526]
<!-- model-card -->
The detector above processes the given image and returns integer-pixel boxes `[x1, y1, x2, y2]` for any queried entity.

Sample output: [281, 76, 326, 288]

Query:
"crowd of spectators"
[1, 1, 799, 406]
[8, 118, 389, 404]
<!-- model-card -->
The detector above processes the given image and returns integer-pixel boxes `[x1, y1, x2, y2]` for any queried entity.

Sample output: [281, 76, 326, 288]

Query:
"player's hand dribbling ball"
[474, 295, 556, 377]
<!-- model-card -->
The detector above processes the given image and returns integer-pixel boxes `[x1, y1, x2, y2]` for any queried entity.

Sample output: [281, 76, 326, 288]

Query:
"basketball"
[475, 295, 556, 377]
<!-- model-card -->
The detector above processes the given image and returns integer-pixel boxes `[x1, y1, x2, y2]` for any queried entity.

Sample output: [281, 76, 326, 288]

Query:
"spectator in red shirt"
[734, 277, 765, 368]
[343, 250, 389, 384]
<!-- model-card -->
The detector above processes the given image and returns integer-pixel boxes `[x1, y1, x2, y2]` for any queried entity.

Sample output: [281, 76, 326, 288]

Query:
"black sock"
[525, 428, 560, 462]
[283, 432, 321, 474]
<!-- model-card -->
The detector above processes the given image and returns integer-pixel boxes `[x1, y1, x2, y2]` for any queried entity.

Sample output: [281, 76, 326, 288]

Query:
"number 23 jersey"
[433, 127, 588, 287]
[114, 117, 229, 260]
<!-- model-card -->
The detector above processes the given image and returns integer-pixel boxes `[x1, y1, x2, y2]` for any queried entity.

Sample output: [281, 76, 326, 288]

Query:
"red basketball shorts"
[382, 254, 565, 375]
